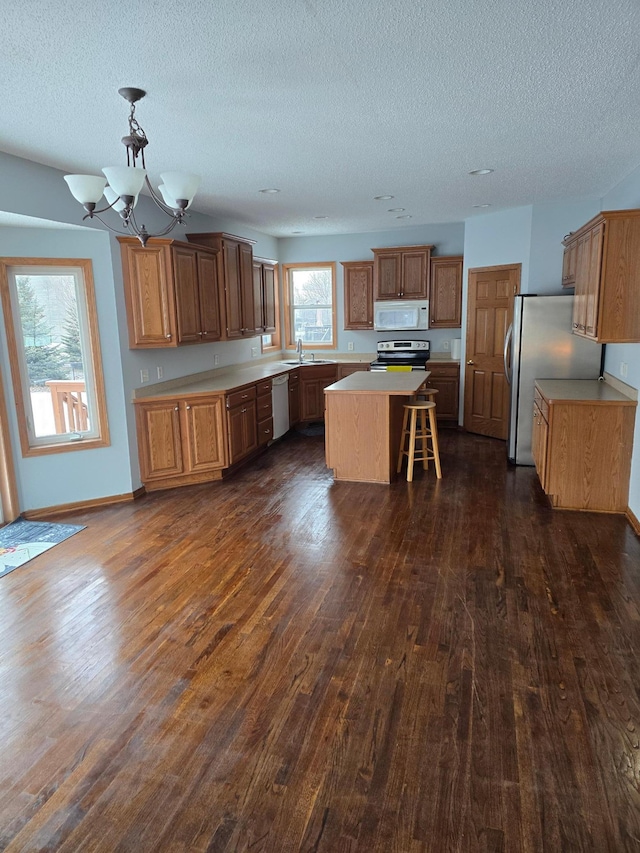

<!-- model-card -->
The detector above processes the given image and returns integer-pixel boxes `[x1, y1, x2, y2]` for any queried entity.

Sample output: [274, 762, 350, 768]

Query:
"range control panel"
[377, 340, 430, 351]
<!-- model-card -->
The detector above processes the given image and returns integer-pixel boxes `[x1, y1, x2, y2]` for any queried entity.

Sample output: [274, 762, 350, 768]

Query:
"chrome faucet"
[296, 338, 304, 363]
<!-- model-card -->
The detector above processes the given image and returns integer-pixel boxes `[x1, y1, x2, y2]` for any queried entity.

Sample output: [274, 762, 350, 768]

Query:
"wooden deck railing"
[44, 381, 88, 433]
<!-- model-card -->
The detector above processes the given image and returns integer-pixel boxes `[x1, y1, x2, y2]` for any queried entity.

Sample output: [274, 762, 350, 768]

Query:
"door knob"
[467, 359, 475, 365]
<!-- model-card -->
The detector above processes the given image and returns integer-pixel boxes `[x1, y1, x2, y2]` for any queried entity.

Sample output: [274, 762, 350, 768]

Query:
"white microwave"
[373, 299, 429, 331]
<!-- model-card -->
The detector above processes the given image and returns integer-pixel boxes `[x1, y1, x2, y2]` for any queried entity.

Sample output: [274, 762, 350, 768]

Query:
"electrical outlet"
[348, 341, 354, 351]
[214, 354, 220, 366]
[620, 361, 628, 378]
[442, 340, 450, 350]
[251, 346, 259, 358]
[140, 368, 149, 383]
[156, 366, 163, 379]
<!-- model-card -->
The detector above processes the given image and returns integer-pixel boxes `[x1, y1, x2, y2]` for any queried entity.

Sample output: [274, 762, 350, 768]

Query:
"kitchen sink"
[280, 359, 337, 365]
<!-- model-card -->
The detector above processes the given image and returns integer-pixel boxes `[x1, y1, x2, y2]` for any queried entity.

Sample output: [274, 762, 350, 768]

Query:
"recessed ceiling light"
[259, 188, 281, 194]
[396, 215, 412, 219]
[374, 195, 394, 200]
[388, 208, 405, 212]
[292, 230, 304, 234]
[468, 169, 494, 176]
[472, 204, 492, 208]
[313, 216, 328, 220]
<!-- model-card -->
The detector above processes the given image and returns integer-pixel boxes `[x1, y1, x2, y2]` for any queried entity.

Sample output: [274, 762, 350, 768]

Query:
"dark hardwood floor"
[1, 429, 640, 852]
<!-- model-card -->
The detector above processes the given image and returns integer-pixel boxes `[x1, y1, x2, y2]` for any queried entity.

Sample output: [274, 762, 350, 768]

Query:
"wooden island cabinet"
[532, 379, 636, 513]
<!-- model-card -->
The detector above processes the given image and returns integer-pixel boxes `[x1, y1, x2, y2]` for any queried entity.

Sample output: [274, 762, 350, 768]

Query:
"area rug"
[0, 517, 85, 578]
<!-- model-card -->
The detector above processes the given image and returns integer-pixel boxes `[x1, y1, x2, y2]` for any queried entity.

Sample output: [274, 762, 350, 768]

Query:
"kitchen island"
[324, 371, 430, 483]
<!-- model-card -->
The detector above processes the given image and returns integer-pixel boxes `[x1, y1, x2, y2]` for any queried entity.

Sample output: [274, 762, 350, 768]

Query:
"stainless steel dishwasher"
[271, 374, 290, 440]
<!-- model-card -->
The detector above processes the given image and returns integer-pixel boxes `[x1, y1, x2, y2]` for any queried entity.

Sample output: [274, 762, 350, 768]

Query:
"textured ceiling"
[3, 0, 640, 237]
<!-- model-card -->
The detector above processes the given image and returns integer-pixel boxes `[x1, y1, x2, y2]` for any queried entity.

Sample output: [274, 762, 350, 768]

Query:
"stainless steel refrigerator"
[506, 294, 603, 465]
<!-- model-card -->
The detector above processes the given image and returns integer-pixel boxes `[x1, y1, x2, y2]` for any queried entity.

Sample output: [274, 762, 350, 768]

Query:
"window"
[283, 262, 336, 349]
[0, 258, 110, 456]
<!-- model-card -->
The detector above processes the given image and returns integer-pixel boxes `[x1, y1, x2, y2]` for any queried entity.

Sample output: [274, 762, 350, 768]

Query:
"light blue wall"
[600, 163, 640, 519]
[0, 226, 132, 510]
[279, 223, 465, 355]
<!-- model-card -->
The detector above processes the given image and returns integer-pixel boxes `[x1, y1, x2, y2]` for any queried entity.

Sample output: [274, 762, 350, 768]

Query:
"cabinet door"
[252, 262, 264, 332]
[136, 401, 184, 481]
[562, 240, 577, 288]
[343, 263, 373, 329]
[300, 379, 321, 421]
[239, 241, 256, 335]
[197, 250, 222, 341]
[120, 242, 176, 347]
[374, 252, 401, 299]
[172, 246, 201, 343]
[427, 367, 459, 422]
[222, 241, 243, 339]
[531, 402, 549, 489]
[227, 400, 258, 463]
[429, 257, 463, 328]
[262, 263, 277, 333]
[183, 397, 226, 472]
[289, 379, 300, 426]
[584, 223, 604, 338]
[573, 232, 591, 334]
[401, 249, 429, 298]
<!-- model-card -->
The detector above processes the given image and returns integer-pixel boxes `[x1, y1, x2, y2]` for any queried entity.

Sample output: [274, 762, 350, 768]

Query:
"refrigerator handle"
[503, 323, 513, 385]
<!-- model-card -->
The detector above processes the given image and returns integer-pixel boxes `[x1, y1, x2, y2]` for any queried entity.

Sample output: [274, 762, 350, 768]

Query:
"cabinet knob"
[572, 323, 579, 328]
[186, 405, 191, 410]
[199, 332, 203, 336]
[467, 359, 475, 365]
[174, 406, 179, 411]
[242, 394, 248, 399]
[241, 408, 247, 413]
[166, 334, 172, 339]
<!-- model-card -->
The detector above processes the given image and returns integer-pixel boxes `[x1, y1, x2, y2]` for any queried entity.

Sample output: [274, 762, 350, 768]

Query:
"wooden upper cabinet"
[372, 245, 433, 300]
[429, 256, 463, 328]
[186, 232, 257, 339]
[341, 261, 373, 329]
[253, 257, 277, 334]
[562, 238, 578, 288]
[118, 237, 220, 348]
[119, 239, 176, 347]
[564, 209, 640, 342]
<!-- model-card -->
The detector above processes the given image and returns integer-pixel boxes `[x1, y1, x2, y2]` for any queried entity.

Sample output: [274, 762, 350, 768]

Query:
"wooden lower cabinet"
[256, 379, 274, 446]
[135, 395, 227, 489]
[226, 385, 258, 464]
[337, 363, 370, 379]
[300, 365, 338, 422]
[288, 370, 300, 427]
[427, 363, 460, 426]
[533, 381, 636, 512]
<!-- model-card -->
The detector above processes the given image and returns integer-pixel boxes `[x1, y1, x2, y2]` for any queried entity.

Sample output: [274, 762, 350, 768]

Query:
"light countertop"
[535, 379, 637, 405]
[325, 371, 429, 395]
[133, 353, 458, 402]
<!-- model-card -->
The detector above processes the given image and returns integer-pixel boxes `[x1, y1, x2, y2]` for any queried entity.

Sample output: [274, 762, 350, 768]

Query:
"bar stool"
[416, 385, 439, 404]
[397, 401, 442, 482]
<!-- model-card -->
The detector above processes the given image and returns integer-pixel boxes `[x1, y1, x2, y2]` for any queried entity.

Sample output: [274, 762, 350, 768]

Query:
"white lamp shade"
[102, 166, 147, 198]
[104, 186, 138, 212]
[158, 183, 193, 210]
[64, 174, 107, 205]
[160, 172, 200, 203]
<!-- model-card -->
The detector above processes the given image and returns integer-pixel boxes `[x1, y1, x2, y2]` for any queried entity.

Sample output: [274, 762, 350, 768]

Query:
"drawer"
[258, 417, 273, 446]
[257, 396, 273, 419]
[256, 379, 272, 397]
[288, 370, 300, 383]
[300, 364, 337, 381]
[534, 389, 549, 420]
[226, 385, 257, 409]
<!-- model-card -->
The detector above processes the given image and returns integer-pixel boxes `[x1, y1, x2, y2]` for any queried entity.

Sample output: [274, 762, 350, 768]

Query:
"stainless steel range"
[369, 339, 431, 371]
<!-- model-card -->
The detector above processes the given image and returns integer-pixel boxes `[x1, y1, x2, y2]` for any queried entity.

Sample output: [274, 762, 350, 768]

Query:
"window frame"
[283, 262, 337, 350]
[0, 257, 110, 457]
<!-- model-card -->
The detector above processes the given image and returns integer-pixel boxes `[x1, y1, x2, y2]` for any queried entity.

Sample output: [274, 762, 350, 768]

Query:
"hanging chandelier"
[64, 87, 200, 246]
